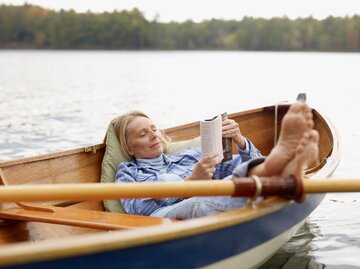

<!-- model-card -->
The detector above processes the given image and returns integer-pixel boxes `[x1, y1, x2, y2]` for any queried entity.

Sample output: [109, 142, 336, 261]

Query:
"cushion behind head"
[101, 122, 200, 213]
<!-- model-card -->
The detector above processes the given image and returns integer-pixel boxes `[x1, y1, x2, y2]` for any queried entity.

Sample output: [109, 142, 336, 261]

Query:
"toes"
[309, 130, 320, 143]
[307, 120, 314, 129]
[289, 103, 313, 124]
[305, 111, 313, 120]
[297, 133, 309, 153]
[296, 143, 305, 155]
[289, 102, 306, 113]
[302, 131, 311, 140]
[298, 130, 313, 148]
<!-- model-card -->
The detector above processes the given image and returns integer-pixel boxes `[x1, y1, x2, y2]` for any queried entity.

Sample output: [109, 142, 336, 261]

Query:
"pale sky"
[1, 0, 360, 22]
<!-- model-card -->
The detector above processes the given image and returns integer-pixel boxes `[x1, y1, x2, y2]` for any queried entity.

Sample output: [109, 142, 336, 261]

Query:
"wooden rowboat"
[0, 104, 340, 269]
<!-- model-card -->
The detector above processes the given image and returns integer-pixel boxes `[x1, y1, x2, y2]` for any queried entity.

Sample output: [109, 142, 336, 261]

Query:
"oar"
[0, 176, 360, 203]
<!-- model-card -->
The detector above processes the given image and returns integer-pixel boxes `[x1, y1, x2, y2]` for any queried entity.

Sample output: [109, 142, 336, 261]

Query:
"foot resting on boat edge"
[264, 101, 314, 175]
[280, 129, 319, 180]
[247, 101, 319, 180]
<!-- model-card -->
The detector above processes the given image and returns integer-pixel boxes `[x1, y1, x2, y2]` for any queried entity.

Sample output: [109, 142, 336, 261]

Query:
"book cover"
[200, 112, 232, 163]
[221, 112, 233, 162]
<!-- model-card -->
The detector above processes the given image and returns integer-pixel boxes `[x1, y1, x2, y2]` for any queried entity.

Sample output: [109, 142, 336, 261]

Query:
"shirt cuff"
[237, 138, 250, 154]
[232, 157, 266, 177]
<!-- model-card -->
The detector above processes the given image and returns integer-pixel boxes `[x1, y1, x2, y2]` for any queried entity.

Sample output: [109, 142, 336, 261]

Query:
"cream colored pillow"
[101, 123, 200, 213]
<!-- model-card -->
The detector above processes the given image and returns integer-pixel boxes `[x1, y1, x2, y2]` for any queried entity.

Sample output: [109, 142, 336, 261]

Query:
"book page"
[200, 115, 223, 163]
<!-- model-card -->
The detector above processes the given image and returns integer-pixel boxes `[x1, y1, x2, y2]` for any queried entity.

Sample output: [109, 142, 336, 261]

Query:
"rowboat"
[0, 104, 340, 269]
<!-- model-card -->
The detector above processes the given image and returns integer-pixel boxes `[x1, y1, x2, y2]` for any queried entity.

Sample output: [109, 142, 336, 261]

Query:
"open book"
[200, 112, 232, 163]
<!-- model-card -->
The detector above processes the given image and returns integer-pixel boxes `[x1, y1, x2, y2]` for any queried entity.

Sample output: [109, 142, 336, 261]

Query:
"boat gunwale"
[0, 106, 271, 168]
[0, 144, 106, 168]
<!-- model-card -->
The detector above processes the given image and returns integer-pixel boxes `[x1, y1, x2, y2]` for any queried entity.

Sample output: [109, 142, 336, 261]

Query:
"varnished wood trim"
[0, 144, 105, 168]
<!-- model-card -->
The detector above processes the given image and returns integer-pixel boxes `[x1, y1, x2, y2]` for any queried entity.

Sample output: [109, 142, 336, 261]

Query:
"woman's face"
[126, 116, 164, 159]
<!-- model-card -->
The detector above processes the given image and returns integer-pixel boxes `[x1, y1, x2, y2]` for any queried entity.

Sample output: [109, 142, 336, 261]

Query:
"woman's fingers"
[204, 167, 216, 178]
[222, 120, 240, 137]
[222, 119, 238, 128]
[208, 167, 216, 174]
[190, 154, 219, 179]
[222, 128, 239, 137]
[222, 118, 246, 148]
[200, 153, 219, 166]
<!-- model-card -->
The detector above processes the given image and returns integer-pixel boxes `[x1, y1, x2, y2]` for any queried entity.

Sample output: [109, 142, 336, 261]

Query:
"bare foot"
[281, 130, 319, 179]
[264, 102, 314, 175]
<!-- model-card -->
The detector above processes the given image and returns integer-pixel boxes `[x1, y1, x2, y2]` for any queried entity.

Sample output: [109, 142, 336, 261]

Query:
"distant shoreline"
[1, 4, 359, 52]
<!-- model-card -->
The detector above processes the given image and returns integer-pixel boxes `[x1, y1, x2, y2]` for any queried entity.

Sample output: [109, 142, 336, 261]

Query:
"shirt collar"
[135, 154, 168, 169]
[135, 152, 183, 169]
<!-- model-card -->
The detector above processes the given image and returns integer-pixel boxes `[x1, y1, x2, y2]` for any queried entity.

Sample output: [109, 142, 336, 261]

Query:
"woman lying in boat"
[113, 102, 319, 219]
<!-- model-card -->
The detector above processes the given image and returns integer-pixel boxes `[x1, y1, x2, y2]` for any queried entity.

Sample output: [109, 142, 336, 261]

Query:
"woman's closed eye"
[137, 126, 158, 138]
[150, 124, 158, 132]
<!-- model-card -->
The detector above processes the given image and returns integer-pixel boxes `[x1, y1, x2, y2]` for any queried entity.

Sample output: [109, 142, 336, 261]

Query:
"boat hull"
[2, 194, 325, 269]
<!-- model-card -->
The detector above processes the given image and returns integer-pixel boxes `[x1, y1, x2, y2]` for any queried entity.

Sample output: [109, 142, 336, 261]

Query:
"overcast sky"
[1, 0, 360, 22]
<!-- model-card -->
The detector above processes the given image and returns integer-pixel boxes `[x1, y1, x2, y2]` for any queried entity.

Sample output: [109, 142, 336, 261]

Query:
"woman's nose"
[150, 130, 157, 139]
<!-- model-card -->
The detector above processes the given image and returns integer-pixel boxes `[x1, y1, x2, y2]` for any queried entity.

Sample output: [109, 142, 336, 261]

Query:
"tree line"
[0, 4, 359, 51]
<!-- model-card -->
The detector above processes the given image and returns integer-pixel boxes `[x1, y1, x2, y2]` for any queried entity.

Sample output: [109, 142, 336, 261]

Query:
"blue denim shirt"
[115, 138, 262, 216]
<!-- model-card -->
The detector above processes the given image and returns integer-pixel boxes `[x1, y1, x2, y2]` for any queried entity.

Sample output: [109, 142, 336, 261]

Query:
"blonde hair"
[111, 110, 170, 160]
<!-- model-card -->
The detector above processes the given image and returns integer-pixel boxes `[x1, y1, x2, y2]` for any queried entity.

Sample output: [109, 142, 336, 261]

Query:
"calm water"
[0, 50, 360, 268]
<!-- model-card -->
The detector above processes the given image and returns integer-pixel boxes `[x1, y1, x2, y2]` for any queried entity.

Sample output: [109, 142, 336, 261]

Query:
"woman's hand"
[222, 119, 246, 150]
[186, 153, 219, 180]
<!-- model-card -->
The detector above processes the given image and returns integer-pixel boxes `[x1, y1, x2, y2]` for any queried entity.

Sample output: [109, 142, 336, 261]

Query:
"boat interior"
[0, 104, 335, 245]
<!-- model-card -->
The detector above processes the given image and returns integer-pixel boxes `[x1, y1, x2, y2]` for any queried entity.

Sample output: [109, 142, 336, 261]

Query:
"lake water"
[0, 50, 360, 268]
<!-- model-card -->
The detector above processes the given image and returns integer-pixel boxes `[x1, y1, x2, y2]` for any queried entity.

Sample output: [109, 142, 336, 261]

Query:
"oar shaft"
[1, 178, 359, 203]
[0, 181, 236, 202]
[304, 179, 360, 193]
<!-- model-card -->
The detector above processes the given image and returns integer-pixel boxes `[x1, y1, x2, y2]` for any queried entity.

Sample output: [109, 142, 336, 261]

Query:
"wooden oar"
[0, 176, 359, 203]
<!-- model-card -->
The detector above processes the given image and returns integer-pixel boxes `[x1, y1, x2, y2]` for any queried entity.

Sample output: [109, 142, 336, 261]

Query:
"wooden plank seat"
[0, 205, 175, 230]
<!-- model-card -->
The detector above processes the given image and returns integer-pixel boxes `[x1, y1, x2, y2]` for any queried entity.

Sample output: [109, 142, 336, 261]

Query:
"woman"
[114, 102, 319, 219]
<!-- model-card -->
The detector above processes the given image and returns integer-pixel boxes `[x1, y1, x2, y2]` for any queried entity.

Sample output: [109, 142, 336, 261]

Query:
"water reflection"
[259, 221, 325, 269]
[309, 194, 360, 269]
